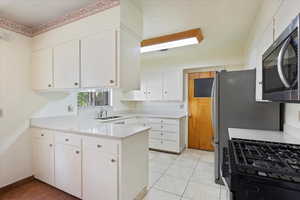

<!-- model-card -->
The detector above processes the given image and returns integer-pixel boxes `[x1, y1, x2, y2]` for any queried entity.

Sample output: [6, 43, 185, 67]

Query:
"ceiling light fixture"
[141, 28, 203, 53]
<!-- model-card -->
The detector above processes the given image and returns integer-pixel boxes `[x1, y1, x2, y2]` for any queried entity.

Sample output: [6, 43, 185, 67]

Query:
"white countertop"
[31, 117, 151, 139]
[123, 112, 187, 119]
[229, 128, 300, 145]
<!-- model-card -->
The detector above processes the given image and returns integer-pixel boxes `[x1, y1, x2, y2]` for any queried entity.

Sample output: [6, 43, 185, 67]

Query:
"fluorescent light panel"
[141, 37, 199, 53]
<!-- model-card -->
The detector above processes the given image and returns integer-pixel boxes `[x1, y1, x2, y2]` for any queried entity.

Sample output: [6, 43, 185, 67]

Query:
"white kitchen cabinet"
[144, 117, 185, 153]
[53, 40, 80, 89]
[32, 129, 54, 186]
[81, 30, 117, 88]
[162, 70, 183, 101]
[145, 71, 163, 101]
[55, 143, 82, 198]
[82, 143, 118, 200]
[31, 48, 53, 90]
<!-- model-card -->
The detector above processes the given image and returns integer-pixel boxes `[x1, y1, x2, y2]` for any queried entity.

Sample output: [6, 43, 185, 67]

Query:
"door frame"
[184, 69, 217, 151]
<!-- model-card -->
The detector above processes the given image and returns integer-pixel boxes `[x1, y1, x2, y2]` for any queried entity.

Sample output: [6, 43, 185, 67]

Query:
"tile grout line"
[179, 156, 201, 200]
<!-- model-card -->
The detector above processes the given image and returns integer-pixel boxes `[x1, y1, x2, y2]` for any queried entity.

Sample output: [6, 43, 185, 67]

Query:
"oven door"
[221, 147, 232, 200]
[263, 19, 299, 102]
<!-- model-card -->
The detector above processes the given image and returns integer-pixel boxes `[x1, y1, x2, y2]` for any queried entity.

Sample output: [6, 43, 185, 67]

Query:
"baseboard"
[0, 176, 34, 193]
[134, 186, 148, 200]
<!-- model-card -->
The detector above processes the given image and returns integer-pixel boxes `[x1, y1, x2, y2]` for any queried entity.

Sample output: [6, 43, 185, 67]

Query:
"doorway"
[188, 72, 215, 151]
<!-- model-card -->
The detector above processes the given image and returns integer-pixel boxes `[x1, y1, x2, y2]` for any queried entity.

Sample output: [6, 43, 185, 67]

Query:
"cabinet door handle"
[110, 80, 114, 84]
[48, 84, 52, 88]
[74, 82, 78, 86]
[111, 159, 116, 163]
[41, 134, 44, 137]
[49, 144, 53, 147]
[75, 150, 80, 154]
[65, 138, 69, 142]
[97, 144, 102, 148]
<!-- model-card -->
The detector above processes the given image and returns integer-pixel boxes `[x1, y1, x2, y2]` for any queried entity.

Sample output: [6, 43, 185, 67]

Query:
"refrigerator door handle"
[211, 78, 216, 146]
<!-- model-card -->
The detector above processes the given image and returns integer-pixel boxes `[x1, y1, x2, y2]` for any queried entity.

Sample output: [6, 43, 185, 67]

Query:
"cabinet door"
[146, 71, 163, 101]
[81, 30, 117, 88]
[55, 144, 82, 198]
[53, 40, 80, 89]
[162, 70, 182, 101]
[31, 48, 53, 90]
[82, 146, 118, 200]
[32, 138, 54, 185]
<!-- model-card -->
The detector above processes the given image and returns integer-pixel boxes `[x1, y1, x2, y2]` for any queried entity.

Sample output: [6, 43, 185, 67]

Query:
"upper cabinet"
[53, 40, 80, 89]
[31, 0, 142, 91]
[81, 30, 117, 88]
[32, 48, 53, 90]
[124, 69, 183, 102]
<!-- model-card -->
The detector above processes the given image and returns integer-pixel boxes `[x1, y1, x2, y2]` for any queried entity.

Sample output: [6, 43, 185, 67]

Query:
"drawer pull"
[111, 159, 116, 163]
[49, 144, 53, 147]
[97, 144, 102, 148]
[41, 134, 44, 137]
[75, 150, 80, 154]
[65, 138, 69, 142]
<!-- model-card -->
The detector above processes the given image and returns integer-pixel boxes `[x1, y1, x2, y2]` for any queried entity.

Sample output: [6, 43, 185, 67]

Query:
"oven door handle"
[277, 36, 292, 88]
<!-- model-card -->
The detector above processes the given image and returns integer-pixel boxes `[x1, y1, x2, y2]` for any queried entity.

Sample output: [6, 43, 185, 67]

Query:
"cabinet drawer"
[32, 129, 54, 142]
[163, 133, 179, 142]
[147, 118, 163, 124]
[55, 133, 81, 147]
[149, 131, 162, 139]
[162, 119, 179, 125]
[83, 137, 118, 155]
[162, 125, 179, 133]
[149, 123, 162, 131]
[149, 138, 162, 149]
[163, 140, 179, 152]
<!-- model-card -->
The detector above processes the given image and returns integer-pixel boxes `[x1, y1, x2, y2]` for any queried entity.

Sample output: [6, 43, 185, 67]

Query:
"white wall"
[244, 0, 300, 132]
[0, 29, 47, 187]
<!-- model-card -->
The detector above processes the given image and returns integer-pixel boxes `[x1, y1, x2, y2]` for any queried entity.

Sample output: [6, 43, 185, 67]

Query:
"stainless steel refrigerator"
[212, 69, 282, 184]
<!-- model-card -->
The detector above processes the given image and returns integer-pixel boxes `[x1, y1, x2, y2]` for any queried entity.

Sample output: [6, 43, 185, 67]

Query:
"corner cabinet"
[31, 48, 53, 90]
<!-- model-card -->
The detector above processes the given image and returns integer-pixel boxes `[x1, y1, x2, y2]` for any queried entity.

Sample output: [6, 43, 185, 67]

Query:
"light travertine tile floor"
[144, 149, 227, 200]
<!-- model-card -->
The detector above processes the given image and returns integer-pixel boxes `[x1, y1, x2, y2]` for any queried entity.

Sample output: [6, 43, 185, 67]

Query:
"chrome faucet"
[98, 109, 108, 119]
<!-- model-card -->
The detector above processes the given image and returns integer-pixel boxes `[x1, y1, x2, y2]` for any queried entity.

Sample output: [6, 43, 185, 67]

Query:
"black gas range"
[222, 138, 300, 200]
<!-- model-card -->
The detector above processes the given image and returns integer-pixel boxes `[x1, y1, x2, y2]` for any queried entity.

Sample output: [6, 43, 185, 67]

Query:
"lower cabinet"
[31, 128, 148, 200]
[32, 137, 54, 186]
[54, 143, 82, 198]
[143, 118, 186, 153]
[82, 141, 118, 200]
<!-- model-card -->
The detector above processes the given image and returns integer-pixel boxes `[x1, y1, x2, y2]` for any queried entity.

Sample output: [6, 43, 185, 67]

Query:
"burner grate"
[230, 139, 300, 182]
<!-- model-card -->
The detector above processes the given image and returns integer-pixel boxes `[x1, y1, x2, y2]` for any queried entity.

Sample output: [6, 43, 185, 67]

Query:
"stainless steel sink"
[96, 116, 122, 120]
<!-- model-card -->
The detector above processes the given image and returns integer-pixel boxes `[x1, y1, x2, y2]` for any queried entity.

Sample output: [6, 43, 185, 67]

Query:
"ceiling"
[141, 0, 263, 62]
[0, 0, 98, 27]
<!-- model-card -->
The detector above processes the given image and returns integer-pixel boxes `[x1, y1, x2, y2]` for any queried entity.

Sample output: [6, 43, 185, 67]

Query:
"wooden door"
[82, 145, 118, 200]
[55, 144, 82, 198]
[188, 72, 215, 151]
[31, 48, 53, 90]
[53, 40, 80, 89]
[81, 29, 117, 88]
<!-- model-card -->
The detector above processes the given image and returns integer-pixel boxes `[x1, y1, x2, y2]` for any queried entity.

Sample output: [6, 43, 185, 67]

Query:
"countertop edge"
[30, 125, 151, 140]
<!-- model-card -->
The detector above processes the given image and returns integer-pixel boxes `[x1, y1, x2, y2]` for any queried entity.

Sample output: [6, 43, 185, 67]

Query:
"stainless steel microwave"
[262, 15, 299, 102]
